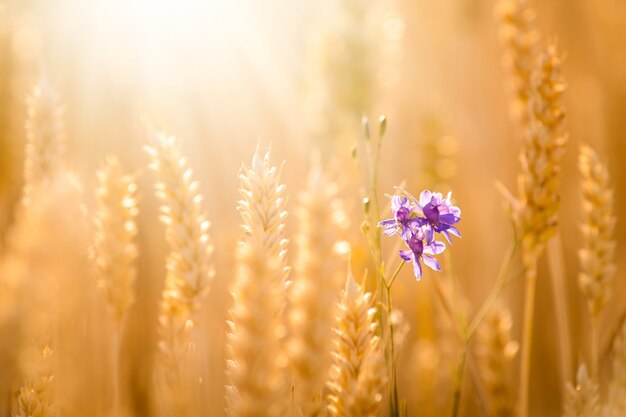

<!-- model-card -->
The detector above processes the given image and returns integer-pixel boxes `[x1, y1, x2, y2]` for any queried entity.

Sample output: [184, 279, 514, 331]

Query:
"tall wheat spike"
[511, 40, 567, 417]
[578, 145, 616, 318]
[326, 269, 385, 417]
[145, 132, 215, 415]
[495, 0, 540, 126]
[93, 155, 139, 324]
[516, 41, 567, 264]
[288, 165, 348, 417]
[23, 78, 65, 207]
[226, 146, 290, 417]
[604, 323, 626, 416]
[562, 364, 600, 417]
[475, 306, 519, 417]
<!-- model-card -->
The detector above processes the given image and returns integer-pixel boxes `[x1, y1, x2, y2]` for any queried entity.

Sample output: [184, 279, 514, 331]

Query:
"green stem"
[451, 349, 467, 417]
[386, 261, 405, 289]
[466, 239, 519, 340]
[386, 283, 399, 417]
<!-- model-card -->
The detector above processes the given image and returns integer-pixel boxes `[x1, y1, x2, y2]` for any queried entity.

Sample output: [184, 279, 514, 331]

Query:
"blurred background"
[0, 0, 625, 415]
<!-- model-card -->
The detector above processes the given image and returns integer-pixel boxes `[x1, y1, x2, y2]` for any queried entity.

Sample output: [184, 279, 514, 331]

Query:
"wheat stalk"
[495, 0, 540, 126]
[603, 323, 626, 417]
[226, 146, 290, 417]
[288, 164, 348, 417]
[475, 305, 519, 417]
[23, 78, 66, 208]
[562, 364, 600, 417]
[145, 132, 215, 415]
[93, 155, 139, 324]
[326, 269, 385, 417]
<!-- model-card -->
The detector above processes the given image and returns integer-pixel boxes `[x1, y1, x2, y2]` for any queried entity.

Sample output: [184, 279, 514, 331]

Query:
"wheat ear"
[495, 0, 540, 126]
[562, 364, 600, 417]
[578, 144, 616, 375]
[93, 155, 139, 323]
[515, 41, 568, 417]
[15, 346, 55, 417]
[226, 146, 290, 417]
[326, 269, 385, 417]
[603, 323, 626, 416]
[23, 78, 65, 207]
[145, 132, 215, 415]
[475, 305, 519, 417]
[288, 165, 348, 417]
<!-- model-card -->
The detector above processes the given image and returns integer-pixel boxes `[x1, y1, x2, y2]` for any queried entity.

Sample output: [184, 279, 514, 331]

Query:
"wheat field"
[0, 0, 626, 416]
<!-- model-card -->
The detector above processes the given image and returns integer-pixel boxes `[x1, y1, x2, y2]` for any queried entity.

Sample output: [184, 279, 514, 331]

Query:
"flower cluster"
[379, 190, 461, 280]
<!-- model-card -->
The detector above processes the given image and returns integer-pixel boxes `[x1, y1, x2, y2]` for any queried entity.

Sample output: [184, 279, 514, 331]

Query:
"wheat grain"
[288, 165, 348, 417]
[145, 132, 215, 415]
[226, 146, 290, 417]
[326, 269, 385, 417]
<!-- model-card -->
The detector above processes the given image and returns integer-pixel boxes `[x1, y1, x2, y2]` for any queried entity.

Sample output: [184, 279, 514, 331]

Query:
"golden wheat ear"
[93, 155, 139, 324]
[226, 145, 290, 417]
[578, 144, 616, 319]
[326, 268, 385, 417]
[562, 364, 600, 417]
[475, 305, 519, 417]
[145, 131, 215, 415]
[23, 77, 66, 208]
[287, 162, 348, 417]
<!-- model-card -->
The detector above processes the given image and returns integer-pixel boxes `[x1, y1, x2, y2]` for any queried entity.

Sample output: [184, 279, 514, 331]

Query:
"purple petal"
[422, 255, 442, 272]
[390, 195, 404, 213]
[383, 226, 398, 237]
[424, 226, 434, 245]
[447, 225, 461, 238]
[400, 227, 413, 241]
[412, 258, 423, 280]
[425, 240, 446, 255]
[399, 250, 413, 262]
[442, 230, 452, 244]
[419, 190, 433, 207]
[439, 213, 459, 224]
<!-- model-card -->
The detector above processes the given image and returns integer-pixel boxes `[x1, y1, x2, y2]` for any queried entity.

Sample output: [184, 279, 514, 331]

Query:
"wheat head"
[326, 269, 385, 417]
[287, 164, 348, 417]
[226, 146, 290, 417]
[23, 78, 66, 208]
[145, 132, 215, 414]
[562, 364, 600, 417]
[578, 144, 616, 319]
[515, 41, 567, 266]
[475, 305, 519, 417]
[495, 0, 540, 125]
[93, 155, 139, 324]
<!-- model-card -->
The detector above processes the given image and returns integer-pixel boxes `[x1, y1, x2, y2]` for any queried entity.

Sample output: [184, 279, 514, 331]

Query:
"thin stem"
[547, 235, 573, 386]
[386, 261, 405, 289]
[466, 239, 519, 339]
[591, 315, 599, 378]
[451, 349, 467, 417]
[386, 283, 399, 417]
[519, 260, 538, 417]
[112, 322, 121, 416]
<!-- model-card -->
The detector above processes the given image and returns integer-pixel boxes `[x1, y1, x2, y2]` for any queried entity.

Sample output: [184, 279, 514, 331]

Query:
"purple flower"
[416, 190, 461, 244]
[398, 227, 446, 280]
[378, 195, 418, 240]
